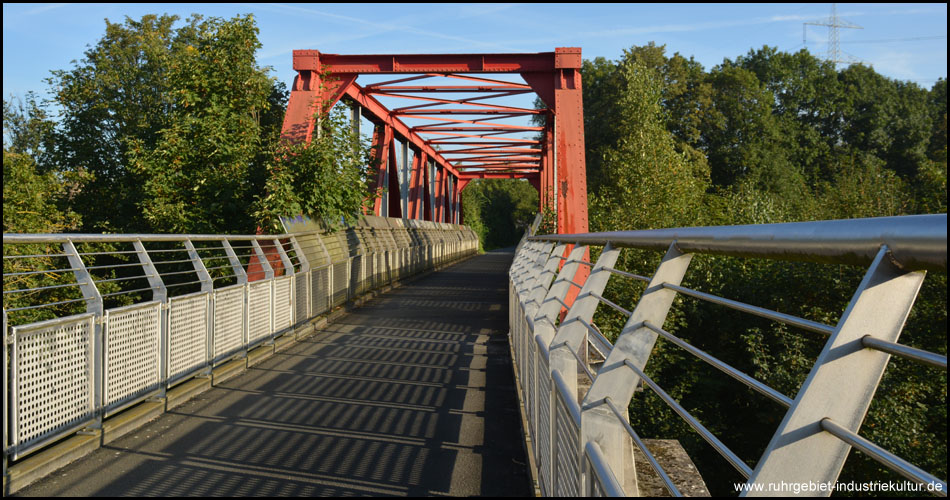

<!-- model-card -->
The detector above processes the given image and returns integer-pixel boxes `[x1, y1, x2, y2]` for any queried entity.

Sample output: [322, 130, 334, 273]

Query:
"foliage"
[586, 56, 709, 233]
[580, 43, 947, 496]
[461, 178, 539, 250]
[254, 104, 372, 233]
[125, 15, 282, 233]
[3, 98, 81, 234]
[4, 99, 86, 325]
[47, 13, 286, 234]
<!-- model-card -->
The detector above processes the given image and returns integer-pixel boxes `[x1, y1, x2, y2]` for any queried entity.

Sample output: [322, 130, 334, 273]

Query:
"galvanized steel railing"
[509, 214, 947, 497]
[3, 216, 478, 462]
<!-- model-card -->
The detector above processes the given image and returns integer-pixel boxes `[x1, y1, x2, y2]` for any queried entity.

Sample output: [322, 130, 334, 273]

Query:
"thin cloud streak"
[264, 3, 520, 52]
[23, 3, 69, 16]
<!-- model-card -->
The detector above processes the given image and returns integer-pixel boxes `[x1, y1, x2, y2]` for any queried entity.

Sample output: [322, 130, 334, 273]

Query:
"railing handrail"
[3, 219, 480, 466]
[529, 213, 947, 272]
[3, 233, 288, 243]
[509, 213, 946, 497]
[3, 225, 477, 245]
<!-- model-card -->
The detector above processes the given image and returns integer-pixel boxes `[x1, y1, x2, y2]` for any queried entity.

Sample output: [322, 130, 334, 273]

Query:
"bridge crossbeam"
[280, 48, 589, 235]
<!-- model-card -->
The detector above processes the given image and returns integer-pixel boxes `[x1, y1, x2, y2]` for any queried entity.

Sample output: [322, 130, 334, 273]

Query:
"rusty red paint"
[279, 48, 588, 237]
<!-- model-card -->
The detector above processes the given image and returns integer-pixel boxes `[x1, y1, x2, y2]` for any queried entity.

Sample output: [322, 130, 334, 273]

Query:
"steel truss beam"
[279, 48, 588, 234]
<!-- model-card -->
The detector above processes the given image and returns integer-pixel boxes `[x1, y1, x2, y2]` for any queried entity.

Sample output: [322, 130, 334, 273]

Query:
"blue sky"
[3, 3, 947, 107]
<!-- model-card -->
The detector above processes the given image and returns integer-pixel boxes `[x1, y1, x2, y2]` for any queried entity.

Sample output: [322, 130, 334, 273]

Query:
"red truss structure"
[280, 48, 588, 235]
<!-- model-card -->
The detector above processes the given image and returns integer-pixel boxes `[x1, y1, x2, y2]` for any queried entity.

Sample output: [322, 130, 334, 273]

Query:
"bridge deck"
[13, 250, 530, 497]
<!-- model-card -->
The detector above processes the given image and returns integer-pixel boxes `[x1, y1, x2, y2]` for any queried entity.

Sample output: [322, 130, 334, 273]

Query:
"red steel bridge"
[3, 47, 947, 498]
[280, 48, 588, 235]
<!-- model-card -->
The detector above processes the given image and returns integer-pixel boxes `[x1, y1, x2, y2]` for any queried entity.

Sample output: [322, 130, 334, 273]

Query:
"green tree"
[48, 13, 285, 234]
[125, 14, 283, 233]
[620, 43, 713, 170]
[4, 98, 85, 325]
[836, 64, 931, 180]
[927, 78, 947, 163]
[733, 47, 842, 185]
[701, 64, 802, 195]
[3, 93, 58, 170]
[253, 103, 372, 233]
[587, 57, 709, 233]
[461, 178, 538, 250]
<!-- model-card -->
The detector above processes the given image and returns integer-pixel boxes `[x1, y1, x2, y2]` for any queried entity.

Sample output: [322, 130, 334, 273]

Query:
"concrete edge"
[166, 377, 212, 411]
[246, 343, 275, 368]
[3, 431, 101, 496]
[211, 356, 247, 386]
[3, 252, 480, 496]
[102, 399, 166, 446]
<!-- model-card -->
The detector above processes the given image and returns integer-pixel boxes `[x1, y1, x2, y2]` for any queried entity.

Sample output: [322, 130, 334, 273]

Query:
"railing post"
[184, 240, 213, 293]
[184, 239, 213, 370]
[221, 240, 248, 285]
[273, 238, 294, 277]
[288, 236, 312, 322]
[549, 243, 620, 402]
[250, 240, 274, 281]
[133, 240, 168, 395]
[63, 240, 104, 431]
[746, 246, 928, 495]
[580, 242, 693, 496]
[250, 240, 275, 342]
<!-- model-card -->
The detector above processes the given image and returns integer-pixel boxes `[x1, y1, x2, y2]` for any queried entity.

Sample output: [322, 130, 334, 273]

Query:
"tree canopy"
[577, 43, 946, 495]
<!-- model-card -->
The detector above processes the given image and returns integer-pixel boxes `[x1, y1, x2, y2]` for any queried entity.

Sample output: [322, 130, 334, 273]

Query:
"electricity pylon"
[803, 4, 863, 67]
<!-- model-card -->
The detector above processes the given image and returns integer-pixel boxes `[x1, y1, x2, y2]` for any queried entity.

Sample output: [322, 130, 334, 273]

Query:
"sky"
[3, 2, 947, 109]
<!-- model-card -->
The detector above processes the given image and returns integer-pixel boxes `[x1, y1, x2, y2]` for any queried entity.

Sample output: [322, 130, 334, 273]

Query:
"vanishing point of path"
[14, 249, 531, 497]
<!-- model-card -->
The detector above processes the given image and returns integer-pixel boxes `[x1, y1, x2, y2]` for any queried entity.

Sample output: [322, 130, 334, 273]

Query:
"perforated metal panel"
[384, 251, 392, 284]
[168, 293, 209, 382]
[332, 261, 347, 306]
[526, 337, 536, 435]
[537, 355, 553, 496]
[294, 271, 309, 324]
[104, 302, 161, 410]
[273, 276, 293, 334]
[311, 267, 330, 315]
[350, 255, 363, 295]
[10, 314, 96, 455]
[520, 319, 530, 403]
[213, 284, 245, 362]
[554, 388, 581, 497]
[247, 280, 272, 345]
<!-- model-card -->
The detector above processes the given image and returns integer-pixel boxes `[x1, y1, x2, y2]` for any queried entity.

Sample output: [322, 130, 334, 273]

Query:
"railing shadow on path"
[11, 251, 532, 497]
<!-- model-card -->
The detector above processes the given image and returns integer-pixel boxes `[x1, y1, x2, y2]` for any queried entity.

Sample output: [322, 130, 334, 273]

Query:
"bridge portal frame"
[280, 49, 589, 235]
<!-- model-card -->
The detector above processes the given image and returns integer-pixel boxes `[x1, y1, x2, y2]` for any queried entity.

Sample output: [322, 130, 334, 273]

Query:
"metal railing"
[3, 216, 479, 462]
[509, 214, 946, 497]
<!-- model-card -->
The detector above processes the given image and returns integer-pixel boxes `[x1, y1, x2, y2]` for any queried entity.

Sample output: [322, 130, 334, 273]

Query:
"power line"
[840, 35, 946, 44]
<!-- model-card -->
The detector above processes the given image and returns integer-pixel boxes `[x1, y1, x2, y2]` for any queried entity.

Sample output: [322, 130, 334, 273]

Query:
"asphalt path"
[14, 249, 531, 497]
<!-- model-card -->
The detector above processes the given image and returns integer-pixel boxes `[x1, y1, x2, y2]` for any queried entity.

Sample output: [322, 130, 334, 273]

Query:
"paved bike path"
[14, 249, 530, 497]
